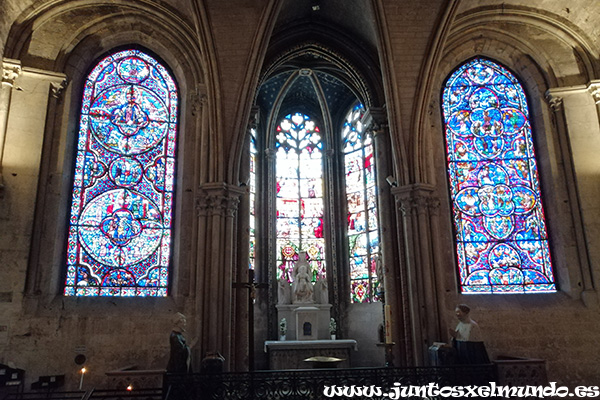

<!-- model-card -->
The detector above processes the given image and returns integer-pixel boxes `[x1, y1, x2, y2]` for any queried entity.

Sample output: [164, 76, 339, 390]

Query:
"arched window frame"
[254, 101, 381, 304]
[63, 48, 179, 297]
[441, 57, 556, 294]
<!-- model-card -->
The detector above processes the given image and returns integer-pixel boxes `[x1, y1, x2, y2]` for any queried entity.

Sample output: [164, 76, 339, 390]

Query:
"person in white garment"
[449, 304, 482, 342]
[448, 304, 489, 364]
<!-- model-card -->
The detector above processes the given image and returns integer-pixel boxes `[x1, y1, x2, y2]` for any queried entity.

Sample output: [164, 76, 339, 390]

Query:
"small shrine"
[265, 251, 357, 369]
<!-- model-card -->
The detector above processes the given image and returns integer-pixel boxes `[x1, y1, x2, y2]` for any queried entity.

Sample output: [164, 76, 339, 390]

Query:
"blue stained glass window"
[343, 104, 380, 303]
[249, 129, 257, 270]
[442, 58, 556, 294]
[64, 49, 178, 297]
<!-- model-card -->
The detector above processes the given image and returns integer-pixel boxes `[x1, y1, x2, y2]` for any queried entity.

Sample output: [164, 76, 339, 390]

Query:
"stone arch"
[10, 1, 212, 301]
[427, 7, 596, 310]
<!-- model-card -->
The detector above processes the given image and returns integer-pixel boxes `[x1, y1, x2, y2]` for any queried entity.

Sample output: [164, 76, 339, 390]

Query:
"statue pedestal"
[277, 304, 332, 340]
[264, 340, 357, 369]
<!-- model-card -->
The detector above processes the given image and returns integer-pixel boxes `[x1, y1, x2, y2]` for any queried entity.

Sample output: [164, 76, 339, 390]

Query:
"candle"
[385, 305, 392, 344]
[79, 367, 86, 390]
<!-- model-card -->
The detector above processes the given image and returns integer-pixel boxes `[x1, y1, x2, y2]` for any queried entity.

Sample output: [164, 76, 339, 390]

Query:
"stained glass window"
[442, 58, 555, 293]
[64, 49, 178, 297]
[343, 104, 381, 303]
[249, 129, 257, 270]
[275, 113, 326, 284]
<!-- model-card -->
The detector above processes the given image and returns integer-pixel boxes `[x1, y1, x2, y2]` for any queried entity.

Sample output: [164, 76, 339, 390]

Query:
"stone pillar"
[195, 183, 244, 371]
[0, 59, 21, 195]
[545, 88, 599, 307]
[231, 108, 258, 371]
[25, 72, 68, 295]
[362, 107, 409, 365]
[392, 184, 442, 366]
[265, 147, 277, 339]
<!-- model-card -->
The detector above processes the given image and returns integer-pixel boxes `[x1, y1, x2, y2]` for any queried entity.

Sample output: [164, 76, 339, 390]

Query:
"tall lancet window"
[344, 104, 380, 303]
[275, 113, 326, 283]
[442, 58, 555, 293]
[249, 129, 257, 270]
[64, 49, 178, 297]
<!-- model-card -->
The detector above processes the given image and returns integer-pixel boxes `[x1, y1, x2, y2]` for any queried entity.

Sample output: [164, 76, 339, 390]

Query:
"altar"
[264, 339, 358, 369]
[266, 251, 358, 369]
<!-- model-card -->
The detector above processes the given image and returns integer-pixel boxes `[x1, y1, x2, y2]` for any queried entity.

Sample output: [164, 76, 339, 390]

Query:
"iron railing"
[165, 365, 496, 400]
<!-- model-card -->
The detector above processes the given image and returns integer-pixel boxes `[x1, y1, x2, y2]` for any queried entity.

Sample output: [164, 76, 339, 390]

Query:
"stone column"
[392, 184, 442, 366]
[25, 72, 68, 295]
[0, 59, 21, 195]
[362, 107, 409, 365]
[545, 89, 598, 307]
[195, 183, 244, 371]
[231, 108, 258, 371]
[265, 147, 277, 339]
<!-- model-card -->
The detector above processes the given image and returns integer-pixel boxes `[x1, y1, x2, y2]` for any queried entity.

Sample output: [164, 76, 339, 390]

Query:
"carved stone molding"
[265, 148, 276, 160]
[2, 59, 21, 87]
[588, 84, 600, 105]
[50, 79, 68, 100]
[545, 93, 563, 112]
[248, 106, 260, 132]
[191, 85, 208, 116]
[362, 106, 388, 137]
[196, 183, 244, 217]
[392, 184, 439, 217]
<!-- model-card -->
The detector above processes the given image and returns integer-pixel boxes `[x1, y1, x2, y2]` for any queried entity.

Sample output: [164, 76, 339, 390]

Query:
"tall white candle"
[385, 305, 392, 344]
[79, 367, 86, 390]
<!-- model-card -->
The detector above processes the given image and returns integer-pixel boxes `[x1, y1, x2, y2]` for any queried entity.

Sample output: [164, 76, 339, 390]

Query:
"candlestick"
[384, 305, 392, 344]
[79, 367, 86, 390]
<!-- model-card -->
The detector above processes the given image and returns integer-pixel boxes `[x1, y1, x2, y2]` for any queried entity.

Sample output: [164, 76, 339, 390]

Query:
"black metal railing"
[2, 388, 162, 400]
[165, 365, 496, 400]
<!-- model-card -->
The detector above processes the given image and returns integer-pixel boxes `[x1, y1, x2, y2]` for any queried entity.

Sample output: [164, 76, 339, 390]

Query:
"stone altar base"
[264, 340, 358, 369]
[277, 303, 332, 340]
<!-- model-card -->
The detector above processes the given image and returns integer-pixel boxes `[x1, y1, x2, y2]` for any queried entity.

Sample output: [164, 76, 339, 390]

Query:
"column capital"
[2, 59, 22, 87]
[196, 182, 245, 217]
[50, 78, 69, 99]
[392, 183, 438, 216]
[191, 84, 208, 116]
[588, 82, 600, 105]
[545, 92, 563, 112]
[362, 106, 388, 136]
[248, 105, 260, 132]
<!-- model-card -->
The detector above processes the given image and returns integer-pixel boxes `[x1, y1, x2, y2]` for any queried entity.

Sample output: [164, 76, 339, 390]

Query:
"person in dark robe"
[167, 312, 192, 373]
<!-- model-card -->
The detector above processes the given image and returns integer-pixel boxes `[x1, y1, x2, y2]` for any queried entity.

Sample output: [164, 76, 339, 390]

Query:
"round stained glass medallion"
[78, 189, 164, 267]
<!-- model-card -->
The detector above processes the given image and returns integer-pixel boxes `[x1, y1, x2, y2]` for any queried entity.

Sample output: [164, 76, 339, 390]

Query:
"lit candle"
[127, 385, 133, 391]
[385, 305, 392, 344]
[79, 367, 86, 390]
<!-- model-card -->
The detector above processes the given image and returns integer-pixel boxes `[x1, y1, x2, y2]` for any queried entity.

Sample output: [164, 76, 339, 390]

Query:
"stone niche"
[276, 304, 332, 340]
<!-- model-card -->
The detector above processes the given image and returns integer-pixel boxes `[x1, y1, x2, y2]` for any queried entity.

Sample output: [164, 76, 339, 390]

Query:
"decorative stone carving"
[588, 83, 600, 105]
[545, 93, 563, 112]
[50, 79, 68, 100]
[292, 252, 314, 304]
[313, 275, 328, 304]
[277, 277, 291, 305]
[191, 86, 207, 116]
[2, 60, 21, 87]
[196, 184, 243, 217]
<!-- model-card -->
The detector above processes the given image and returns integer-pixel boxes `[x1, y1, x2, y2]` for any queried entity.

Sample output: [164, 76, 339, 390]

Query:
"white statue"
[277, 277, 291, 305]
[292, 252, 314, 303]
[314, 275, 329, 304]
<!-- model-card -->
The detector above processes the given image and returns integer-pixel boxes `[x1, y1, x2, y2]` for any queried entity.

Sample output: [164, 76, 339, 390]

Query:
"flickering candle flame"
[127, 385, 133, 391]
[79, 367, 86, 390]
